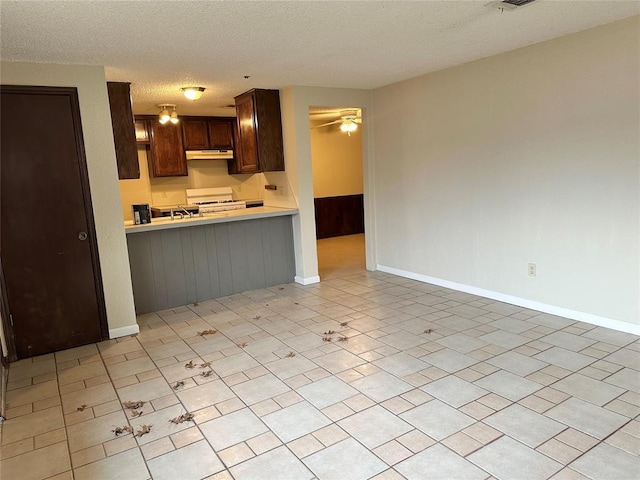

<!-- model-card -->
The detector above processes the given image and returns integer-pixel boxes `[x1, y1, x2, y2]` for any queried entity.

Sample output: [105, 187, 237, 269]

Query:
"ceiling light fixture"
[180, 86, 205, 101]
[340, 118, 358, 136]
[158, 104, 179, 124]
[312, 109, 361, 135]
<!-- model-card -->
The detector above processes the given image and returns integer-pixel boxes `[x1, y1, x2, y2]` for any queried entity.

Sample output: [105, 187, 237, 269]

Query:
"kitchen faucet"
[170, 206, 193, 220]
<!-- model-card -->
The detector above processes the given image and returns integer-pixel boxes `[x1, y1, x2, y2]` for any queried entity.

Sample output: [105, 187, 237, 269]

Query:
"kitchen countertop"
[125, 206, 298, 234]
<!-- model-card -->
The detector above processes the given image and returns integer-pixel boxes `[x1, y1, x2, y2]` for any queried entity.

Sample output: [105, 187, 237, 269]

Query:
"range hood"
[185, 149, 234, 160]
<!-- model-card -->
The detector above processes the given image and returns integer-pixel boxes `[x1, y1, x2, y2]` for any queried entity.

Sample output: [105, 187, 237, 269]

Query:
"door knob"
[78, 232, 88, 241]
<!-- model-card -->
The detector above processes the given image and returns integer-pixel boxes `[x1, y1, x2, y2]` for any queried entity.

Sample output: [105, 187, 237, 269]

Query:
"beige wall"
[372, 17, 640, 329]
[119, 149, 265, 221]
[310, 119, 363, 198]
[1, 62, 138, 335]
[119, 148, 153, 221]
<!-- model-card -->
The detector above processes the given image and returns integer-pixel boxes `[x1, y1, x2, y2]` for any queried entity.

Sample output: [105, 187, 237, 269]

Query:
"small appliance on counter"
[132, 204, 151, 224]
[186, 187, 247, 213]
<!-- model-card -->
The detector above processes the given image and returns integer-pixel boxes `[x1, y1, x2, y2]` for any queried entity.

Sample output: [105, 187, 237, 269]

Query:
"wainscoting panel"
[314, 194, 364, 239]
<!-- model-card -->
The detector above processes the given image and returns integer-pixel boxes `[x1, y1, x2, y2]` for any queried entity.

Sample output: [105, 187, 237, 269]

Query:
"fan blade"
[309, 110, 340, 116]
[312, 120, 342, 128]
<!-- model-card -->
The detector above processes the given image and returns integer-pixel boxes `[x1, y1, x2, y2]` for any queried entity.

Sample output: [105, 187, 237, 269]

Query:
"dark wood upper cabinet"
[235, 95, 260, 173]
[148, 120, 187, 177]
[182, 117, 234, 151]
[137, 115, 237, 177]
[234, 89, 284, 173]
[106, 82, 139, 179]
[208, 120, 234, 150]
[227, 120, 243, 174]
[182, 118, 210, 150]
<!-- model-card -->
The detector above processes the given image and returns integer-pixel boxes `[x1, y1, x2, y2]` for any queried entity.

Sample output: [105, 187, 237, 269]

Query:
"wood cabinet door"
[254, 89, 285, 172]
[227, 119, 242, 174]
[182, 118, 210, 150]
[149, 121, 187, 176]
[208, 119, 234, 150]
[1, 86, 108, 359]
[106, 82, 139, 179]
[235, 93, 261, 173]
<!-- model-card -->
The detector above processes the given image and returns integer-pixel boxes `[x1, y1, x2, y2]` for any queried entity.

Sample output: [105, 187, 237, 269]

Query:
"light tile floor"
[1, 234, 640, 479]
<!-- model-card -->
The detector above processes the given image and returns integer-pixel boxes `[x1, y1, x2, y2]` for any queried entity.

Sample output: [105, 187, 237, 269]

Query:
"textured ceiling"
[2, 1, 638, 116]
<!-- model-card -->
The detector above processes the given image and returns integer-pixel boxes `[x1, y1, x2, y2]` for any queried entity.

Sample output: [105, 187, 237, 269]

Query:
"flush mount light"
[157, 104, 178, 124]
[180, 87, 205, 101]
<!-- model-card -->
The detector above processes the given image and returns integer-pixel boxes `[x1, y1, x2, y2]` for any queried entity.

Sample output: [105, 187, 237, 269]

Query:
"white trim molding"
[377, 264, 640, 335]
[294, 275, 321, 286]
[109, 324, 140, 339]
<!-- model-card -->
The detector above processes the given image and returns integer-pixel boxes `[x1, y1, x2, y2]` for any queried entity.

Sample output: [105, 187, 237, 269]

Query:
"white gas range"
[186, 187, 246, 213]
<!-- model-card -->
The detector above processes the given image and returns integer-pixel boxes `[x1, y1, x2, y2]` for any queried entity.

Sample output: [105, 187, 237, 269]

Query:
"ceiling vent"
[502, 0, 536, 6]
[487, 0, 536, 11]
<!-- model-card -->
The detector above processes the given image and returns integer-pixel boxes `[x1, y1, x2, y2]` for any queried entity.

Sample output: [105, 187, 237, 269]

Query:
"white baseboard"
[294, 275, 321, 286]
[377, 264, 640, 335]
[109, 324, 140, 339]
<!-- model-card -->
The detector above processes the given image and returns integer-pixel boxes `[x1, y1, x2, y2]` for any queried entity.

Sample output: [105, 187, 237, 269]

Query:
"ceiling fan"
[312, 109, 362, 135]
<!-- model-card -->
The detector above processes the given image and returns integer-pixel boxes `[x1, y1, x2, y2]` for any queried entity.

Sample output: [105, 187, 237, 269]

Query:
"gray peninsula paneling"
[127, 215, 295, 314]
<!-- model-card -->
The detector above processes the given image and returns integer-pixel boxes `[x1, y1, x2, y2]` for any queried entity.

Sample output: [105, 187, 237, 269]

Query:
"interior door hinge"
[9, 314, 14, 327]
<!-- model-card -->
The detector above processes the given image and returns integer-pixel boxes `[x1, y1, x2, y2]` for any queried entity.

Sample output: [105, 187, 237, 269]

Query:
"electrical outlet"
[279, 185, 285, 195]
[528, 263, 537, 277]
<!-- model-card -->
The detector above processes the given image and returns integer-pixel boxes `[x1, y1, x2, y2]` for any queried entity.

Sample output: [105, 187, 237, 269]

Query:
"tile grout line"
[4, 262, 638, 480]
[108, 333, 222, 478]
[68, 344, 152, 479]
[53, 351, 79, 479]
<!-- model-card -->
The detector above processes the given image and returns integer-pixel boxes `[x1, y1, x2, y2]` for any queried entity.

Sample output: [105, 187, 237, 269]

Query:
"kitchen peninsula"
[115, 87, 297, 314]
[126, 206, 298, 314]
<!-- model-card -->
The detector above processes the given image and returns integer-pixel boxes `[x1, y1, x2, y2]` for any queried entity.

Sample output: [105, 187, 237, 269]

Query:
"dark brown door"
[1, 85, 107, 359]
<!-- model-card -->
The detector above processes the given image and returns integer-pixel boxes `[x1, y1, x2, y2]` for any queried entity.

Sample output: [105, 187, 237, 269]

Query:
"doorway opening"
[309, 107, 365, 279]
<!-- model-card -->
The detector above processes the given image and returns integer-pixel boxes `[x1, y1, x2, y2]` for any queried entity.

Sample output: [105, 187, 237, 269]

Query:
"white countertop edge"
[125, 207, 299, 234]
